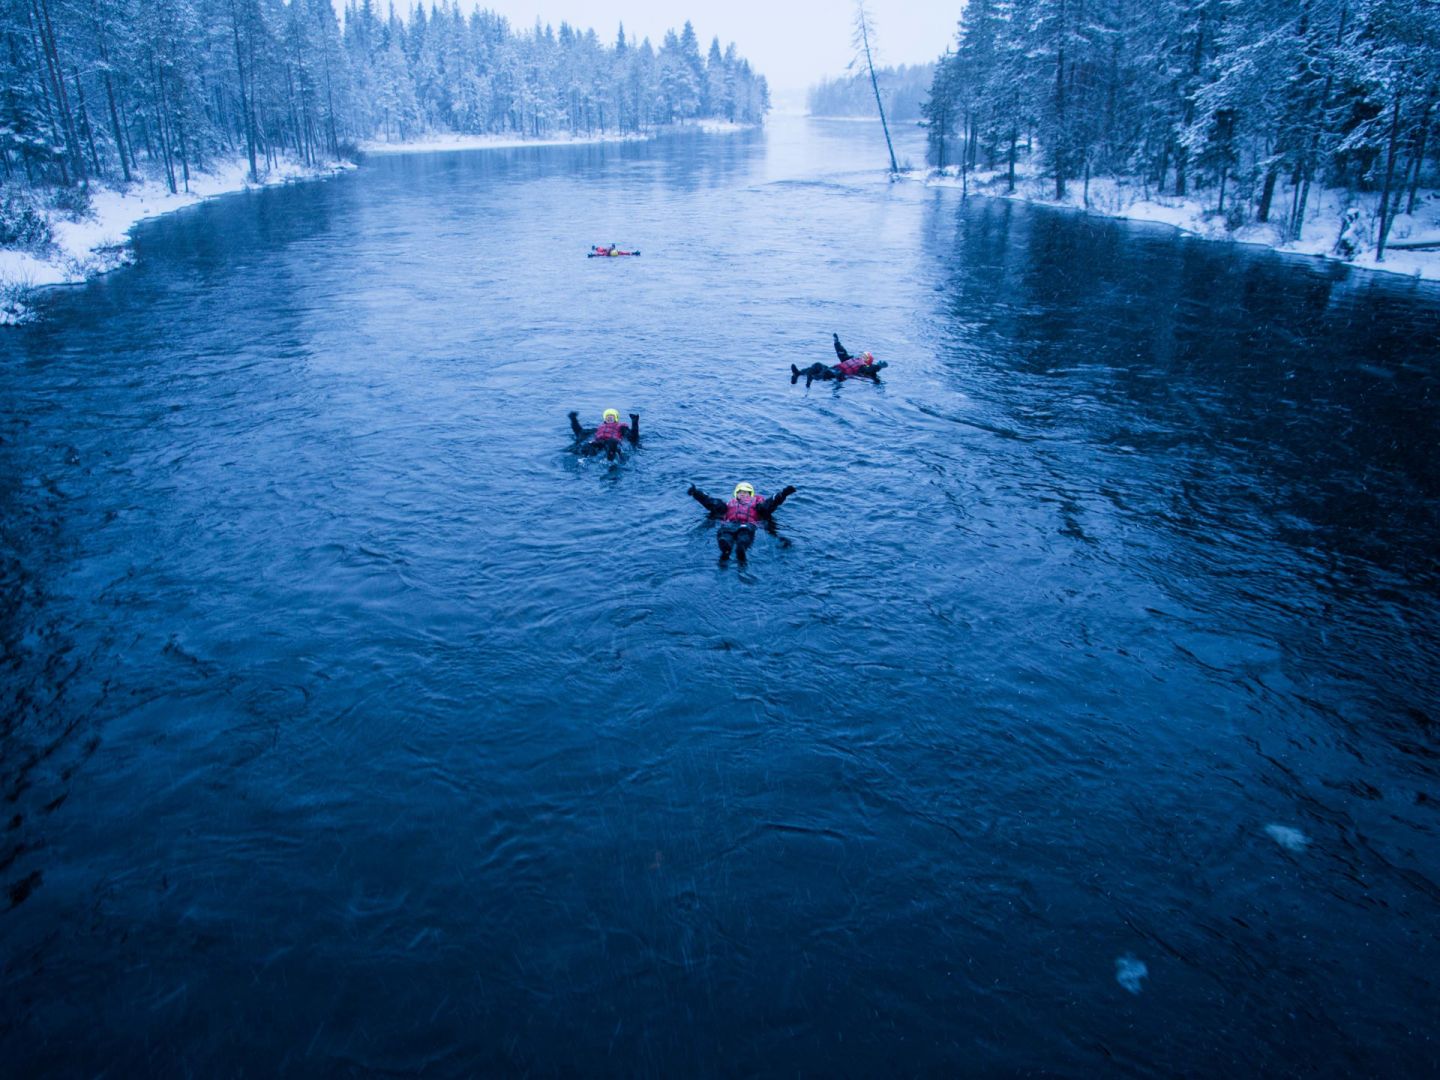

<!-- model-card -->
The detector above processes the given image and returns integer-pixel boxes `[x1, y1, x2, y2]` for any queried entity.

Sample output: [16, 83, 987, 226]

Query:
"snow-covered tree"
[0, 4, 769, 189]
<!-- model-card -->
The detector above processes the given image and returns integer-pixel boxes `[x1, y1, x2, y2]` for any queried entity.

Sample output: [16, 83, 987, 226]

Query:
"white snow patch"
[359, 122, 750, 156]
[1115, 954, 1148, 995]
[690, 120, 749, 135]
[359, 131, 649, 155]
[1, 157, 355, 324]
[908, 165, 1440, 282]
[1264, 824, 1311, 851]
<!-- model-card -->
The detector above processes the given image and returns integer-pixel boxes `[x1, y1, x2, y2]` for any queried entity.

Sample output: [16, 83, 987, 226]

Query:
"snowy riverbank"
[359, 130, 647, 155]
[1, 123, 759, 326]
[0, 158, 356, 326]
[358, 120, 748, 156]
[909, 166, 1440, 282]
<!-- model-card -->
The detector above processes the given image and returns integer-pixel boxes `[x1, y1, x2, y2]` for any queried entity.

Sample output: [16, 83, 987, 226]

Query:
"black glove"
[630, 413, 639, 421]
[568, 410, 578, 420]
[780, 485, 797, 498]
[687, 484, 699, 497]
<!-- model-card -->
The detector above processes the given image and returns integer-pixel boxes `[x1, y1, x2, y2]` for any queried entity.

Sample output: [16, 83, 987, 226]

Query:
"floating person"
[569, 409, 640, 461]
[687, 481, 797, 563]
[791, 332, 888, 385]
[589, 244, 641, 258]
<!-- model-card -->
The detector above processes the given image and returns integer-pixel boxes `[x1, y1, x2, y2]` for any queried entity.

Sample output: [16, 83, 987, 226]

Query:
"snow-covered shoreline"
[909, 166, 1440, 283]
[0, 158, 357, 325]
[359, 130, 648, 155]
[0, 123, 760, 325]
[358, 120, 748, 156]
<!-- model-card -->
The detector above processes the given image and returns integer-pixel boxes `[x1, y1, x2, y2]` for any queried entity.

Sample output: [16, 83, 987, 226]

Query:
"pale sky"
[437, 0, 961, 97]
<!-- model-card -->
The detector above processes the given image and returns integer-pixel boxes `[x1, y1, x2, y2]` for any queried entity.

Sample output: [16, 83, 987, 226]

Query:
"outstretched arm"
[833, 333, 851, 363]
[628, 413, 641, 446]
[568, 411, 587, 440]
[687, 485, 726, 516]
[759, 485, 797, 516]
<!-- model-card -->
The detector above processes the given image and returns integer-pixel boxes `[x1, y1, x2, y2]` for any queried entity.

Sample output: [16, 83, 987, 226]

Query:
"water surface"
[2, 116, 1438, 1075]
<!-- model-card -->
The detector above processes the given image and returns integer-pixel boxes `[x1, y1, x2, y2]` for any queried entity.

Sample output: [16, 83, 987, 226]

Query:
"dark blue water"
[3, 117, 1439, 1075]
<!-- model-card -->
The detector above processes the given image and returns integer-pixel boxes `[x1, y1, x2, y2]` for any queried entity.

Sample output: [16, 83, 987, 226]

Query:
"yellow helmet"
[603, 408, 620, 423]
[862, 351, 874, 362]
[734, 482, 755, 499]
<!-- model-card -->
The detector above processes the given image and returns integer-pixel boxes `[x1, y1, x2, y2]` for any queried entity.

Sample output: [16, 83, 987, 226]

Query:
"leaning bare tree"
[852, 2, 898, 176]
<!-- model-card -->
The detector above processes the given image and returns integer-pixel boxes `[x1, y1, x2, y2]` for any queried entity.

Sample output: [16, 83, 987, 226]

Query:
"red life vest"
[592, 419, 626, 442]
[838, 357, 867, 375]
[724, 494, 763, 523]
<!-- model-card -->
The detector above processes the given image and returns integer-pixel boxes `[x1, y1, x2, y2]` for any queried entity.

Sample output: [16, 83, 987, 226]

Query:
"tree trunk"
[1256, 167, 1277, 222]
[136, 110, 154, 163]
[74, 69, 101, 178]
[25, 5, 69, 185]
[1406, 96, 1433, 214]
[284, 62, 303, 162]
[1375, 93, 1404, 262]
[1292, 3, 1347, 241]
[313, 4, 338, 158]
[857, 7, 898, 174]
[100, 68, 131, 182]
[89, 0, 131, 182]
[150, 58, 176, 193]
[1294, 167, 1313, 241]
[32, 0, 85, 183]
[229, 0, 259, 182]
[1054, 44, 1066, 199]
[171, 58, 190, 191]
[1292, 161, 1319, 237]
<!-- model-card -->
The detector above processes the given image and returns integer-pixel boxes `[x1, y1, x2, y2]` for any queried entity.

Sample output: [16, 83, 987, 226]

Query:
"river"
[2, 115, 1438, 1076]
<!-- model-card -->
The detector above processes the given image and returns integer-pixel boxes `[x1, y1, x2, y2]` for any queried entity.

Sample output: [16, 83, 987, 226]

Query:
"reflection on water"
[1, 116, 1437, 1075]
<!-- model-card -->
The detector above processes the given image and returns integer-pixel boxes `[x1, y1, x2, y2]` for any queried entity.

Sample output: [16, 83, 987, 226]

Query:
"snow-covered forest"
[807, 63, 935, 123]
[0, 0, 769, 194]
[920, 0, 1438, 260]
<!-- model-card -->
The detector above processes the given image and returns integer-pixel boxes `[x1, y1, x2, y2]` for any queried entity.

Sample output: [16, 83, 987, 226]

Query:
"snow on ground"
[2, 123, 756, 325]
[910, 165, 1440, 282]
[691, 120, 749, 135]
[359, 120, 747, 155]
[358, 130, 649, 155]
[1, 157, 354, 325]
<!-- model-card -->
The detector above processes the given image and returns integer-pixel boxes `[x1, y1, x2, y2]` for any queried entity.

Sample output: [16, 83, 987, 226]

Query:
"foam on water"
[1116, 955, 1149, 995]
[1264, 824, 1311, 852]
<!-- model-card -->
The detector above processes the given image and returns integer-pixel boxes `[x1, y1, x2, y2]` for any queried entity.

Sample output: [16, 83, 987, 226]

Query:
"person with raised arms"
[686, 481, 797, 563]
[569, 408, 640, 461]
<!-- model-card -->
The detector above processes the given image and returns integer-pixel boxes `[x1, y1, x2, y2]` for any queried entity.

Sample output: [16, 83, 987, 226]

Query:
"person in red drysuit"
[686, 481, 797, 563]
